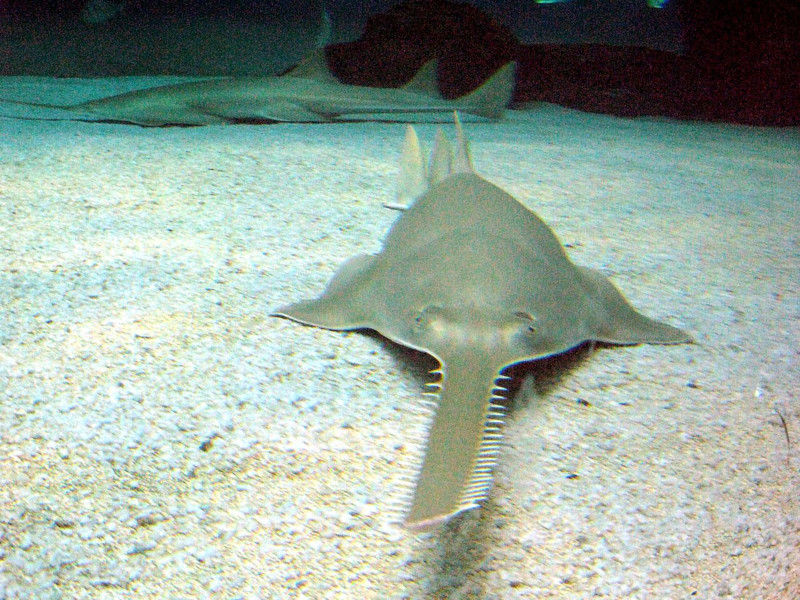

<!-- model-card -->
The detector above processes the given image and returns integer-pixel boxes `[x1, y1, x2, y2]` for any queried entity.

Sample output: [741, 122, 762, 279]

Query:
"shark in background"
[0, 4, 514, 127]
[0, 49, 514, 126]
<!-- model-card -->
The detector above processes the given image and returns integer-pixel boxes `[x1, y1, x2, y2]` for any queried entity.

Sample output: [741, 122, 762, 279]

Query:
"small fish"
[536, 0, 669, 7]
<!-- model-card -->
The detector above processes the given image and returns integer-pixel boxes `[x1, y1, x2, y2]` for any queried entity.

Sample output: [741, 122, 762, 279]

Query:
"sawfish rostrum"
[274, 115, 691, 530]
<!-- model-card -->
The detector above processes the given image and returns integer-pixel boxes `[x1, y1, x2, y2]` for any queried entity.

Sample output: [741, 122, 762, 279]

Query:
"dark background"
[1, 0, 797, 125]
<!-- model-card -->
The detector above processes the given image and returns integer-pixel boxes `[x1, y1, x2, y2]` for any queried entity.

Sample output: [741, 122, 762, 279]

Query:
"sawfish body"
[274, 115, 691, 530]
[0, 51, 515, 126]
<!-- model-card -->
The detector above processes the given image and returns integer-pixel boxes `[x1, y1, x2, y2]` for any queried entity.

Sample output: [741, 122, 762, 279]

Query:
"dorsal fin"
[429, 128, 452, 185]
[396, 125, 428, 206]
[452, 112, 475, 174]
[394, 114, 474, 208]
[401, 59, 441, 97]
[314, 8, 333, 49]
[284, 47, 338, 83]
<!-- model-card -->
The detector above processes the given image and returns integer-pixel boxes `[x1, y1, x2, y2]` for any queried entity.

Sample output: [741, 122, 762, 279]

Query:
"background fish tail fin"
[453, 61, 515, 119]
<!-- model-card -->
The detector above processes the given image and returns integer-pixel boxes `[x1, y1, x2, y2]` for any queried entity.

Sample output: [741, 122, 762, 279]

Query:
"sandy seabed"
[0, 78, 798, 599]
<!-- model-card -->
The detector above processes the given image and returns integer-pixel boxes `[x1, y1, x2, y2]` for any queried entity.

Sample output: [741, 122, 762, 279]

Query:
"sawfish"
[0, 51, 515, 126]
[273, 114, 691, 530]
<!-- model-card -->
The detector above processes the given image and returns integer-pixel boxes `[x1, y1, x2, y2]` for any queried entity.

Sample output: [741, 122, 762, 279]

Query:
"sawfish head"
[273, 114, 690, 530]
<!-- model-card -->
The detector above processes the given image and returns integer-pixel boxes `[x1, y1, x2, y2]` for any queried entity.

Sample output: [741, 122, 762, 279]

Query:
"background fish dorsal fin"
[402, 59, 441, 97]
[314, 8, 333, 49]
[284, 48, 338, 83]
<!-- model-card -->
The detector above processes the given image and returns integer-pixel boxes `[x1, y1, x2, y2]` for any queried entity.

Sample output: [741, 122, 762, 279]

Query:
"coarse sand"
[0, 80, 798, 599]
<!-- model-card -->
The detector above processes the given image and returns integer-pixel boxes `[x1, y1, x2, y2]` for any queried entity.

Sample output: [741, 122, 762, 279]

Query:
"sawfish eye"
[414, 305, 445, 328]
[513, 311, 537, 334]
[413, 306, 435, 328]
